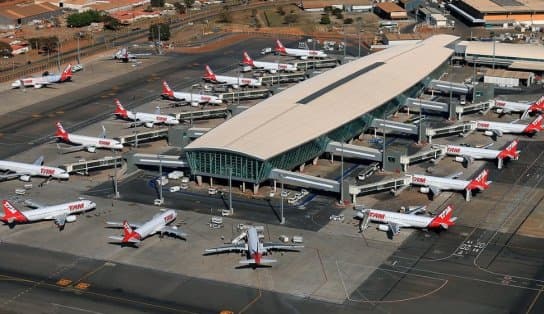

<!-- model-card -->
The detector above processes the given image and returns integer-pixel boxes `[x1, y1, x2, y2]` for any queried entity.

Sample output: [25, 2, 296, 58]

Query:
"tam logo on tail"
[114, 99, 128, 118]
[162, 81, 174, 97]
[525, 115, 544, 133]
[55, 122, 69, 140]
[428, 205, 456, 229]
[498, 140, 519, 160]
[242, 52, 254, 66]
[530, 96, 544, 112]
[1, 200, 27, 223]
[122, 220, 139, 242]
[467, 169, 491, 191]
[60, 64, 72, 81]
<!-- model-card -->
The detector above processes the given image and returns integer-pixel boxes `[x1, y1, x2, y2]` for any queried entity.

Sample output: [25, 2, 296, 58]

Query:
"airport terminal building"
[185, 35, 458, 190]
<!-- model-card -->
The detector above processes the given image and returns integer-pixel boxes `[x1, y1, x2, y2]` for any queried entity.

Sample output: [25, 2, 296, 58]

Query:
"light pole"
[280, 177, 285, 224]
[112, 148, 119, 198]
[76, 32, 81, 64]
[340, 141, 344, 205]
[158, 154, 163, 202]
[491, 31, 496, 70]
[228, 167, 233, 214]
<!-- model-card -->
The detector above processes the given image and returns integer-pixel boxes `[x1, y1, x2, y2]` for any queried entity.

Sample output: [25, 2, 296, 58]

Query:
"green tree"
[184, 0, 195, 8]
[320, 14, 331, 25]
[277, 6, 285, 16]
[174, 2, 186, 13]
[149, 23, 170, 41]
[66, 10, 102, 27]
[335, 12, 343, 19]
[344, 18, 353, 24]
[0, 41, 11, 56]
[150, 0, 165, 7]
[332, 7, 342, 15]
[102, 15, 120, 30]
[283, 13, 298, 24]
[324, 6, 332, 13]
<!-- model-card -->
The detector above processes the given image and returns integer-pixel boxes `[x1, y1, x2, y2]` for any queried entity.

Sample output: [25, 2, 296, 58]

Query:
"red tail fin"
[55, 122, 69, 140]
[498, 140, 519, 160]
[428, 205, 455, 229]
[1, 200, 27, 223]
[242, 51, 254, 66]
[530, 96, 544, 112]
[275, 39, 286, 53]
[114, 99, 128, 118]
[204, 65, 216, 81]
[524, 115, 544, 133]
[122, 221, 132, 237]
[162, 81, 174, 97]
[60, 64, 72, 81]
[467, 169, 491, 191]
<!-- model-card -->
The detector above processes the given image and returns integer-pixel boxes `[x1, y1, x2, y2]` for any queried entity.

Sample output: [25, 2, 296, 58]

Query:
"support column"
[330, 153, 334, 164]
[196, 175, 203, 186]
[253, 183, 259, 195]
[242, 182, 246, 193]
[210, 177, 213, 187]
[465, 189, 471, 202]
[299, 163, 305, 172]
[273, 180, 277, 192]
[498, 158, 503, 170]
[352, 193, 356, 205]
[312, 157, 319, 166]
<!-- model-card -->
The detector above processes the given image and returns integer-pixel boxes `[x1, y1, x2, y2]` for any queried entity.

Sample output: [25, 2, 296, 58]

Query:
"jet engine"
[144, 122, 154, 128]
[19, 175, 31, 182]
[484, 131, 494, 137]
[377, 224, 390, 232]
[454, 156, 465, 163]
[190, 102, 199, 107]
[66, 215, 77, 223]
[86, 146, 96, 153]
[419, 187, 430, 194]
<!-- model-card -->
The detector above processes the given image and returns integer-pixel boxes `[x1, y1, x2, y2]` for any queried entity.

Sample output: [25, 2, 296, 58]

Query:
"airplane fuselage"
[131, 209, 177, 240]
[282, 48, 327, 59]
[65, 134, 123, 150]
[474, 120, 526, 134]
[0, 160, 69, 180]
[445, 145, 500, 160]
[166, 91, 222, 105]
[493, 100, 531, 113]
[411, 174, 469, 191]
[211, 75, 262, 87]
[128, 112, 179, 126]
[252, 60, 297, 73]
[366, 209, 432, 229]
[17, 200, 95, 222]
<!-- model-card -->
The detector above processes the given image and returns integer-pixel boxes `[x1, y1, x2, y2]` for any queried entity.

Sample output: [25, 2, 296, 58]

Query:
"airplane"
[443, 140, 520, 169]
[55, 122, 123, 153]
[274, 39, 328, 60]
[113, 99, 179, 128]
[493, 96, 544, 115]
[410, 169, 491, 201]
[11, 64, 72, 88]
[473, 115, 543, 138]
[106, 209, 186, 245]
[242, 51, 297, 74]
[204, 225, 303, 266]
[355, 205, 457, 237]
[0, 155, 69, 182]
[203, 65, 262, 88]
[113, 47, 151, 63]
[1, 199, 96, 230]
[161, 81, 222, 106]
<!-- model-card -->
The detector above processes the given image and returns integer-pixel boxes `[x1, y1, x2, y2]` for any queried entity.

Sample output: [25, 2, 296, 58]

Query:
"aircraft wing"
[54, 214, 67, 227]
[492, 129, 503, 137]
[445, 171, 463, 179]
[108, 236, 140, 243]
[0, 172, 26, 181]
[159, 226, 187, 239]
[204, 243, 246, 254]
[405, 205, 426, 215]
[24, 199, 45, 209]
[429, 185, 441, 196]
[106, 221, 142, 229]
[262, 242, 304, 251]
[388, 222, 401, 235]
[462, 155, 474, 166]
[56, 144, 87, 154]
[33, 155, 44, 165]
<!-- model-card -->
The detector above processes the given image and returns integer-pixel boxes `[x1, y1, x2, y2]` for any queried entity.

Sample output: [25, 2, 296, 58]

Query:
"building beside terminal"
[455, 40, 544, 71]
[450, 0, 544, 26]
[184, 35, 459, 191]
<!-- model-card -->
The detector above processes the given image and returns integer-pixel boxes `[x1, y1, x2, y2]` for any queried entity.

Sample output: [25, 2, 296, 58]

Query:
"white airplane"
[55, 122, 123, 153]
[11, 64, 72, 88]
[0, 155, 69, 182]
[203, 65, 262, 88]
[204, 225, 303, 266]
[355, 205, 457, 237]
[493, 96, 544, 115]
[242, 51, 297, 73]
[113, 99, 179, 128]
[113, 48, 151, 63]
[1, 199, 96, 229]
[444, 140, 520, 169]
[161, 81, 222, 106]
[410, 169, 491, 201]
[473, 115, 543, 137]
[274, 39, 328, 60]
[107, 209, 186, 245]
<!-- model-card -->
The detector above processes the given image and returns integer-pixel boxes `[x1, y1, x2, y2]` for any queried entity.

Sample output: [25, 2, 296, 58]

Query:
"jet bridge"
[260, 72, 308, 85]
[125, 153, 188, 171]
[370, 119, 419, 135]
[174, 108, 229, 121]
[348, 176, 411, 204]
[296, 58, 340, 70]
[428, 80, 472, 95]
[268, 168, 339, 193]
[325, 141, 382, 162]
[218, 89, 271, 103]
[455, 101, 492, 119]
[399, 146, 445, 171]
[61, 156, 123, 175]
[117, 128, 169, 145]
[426, 122, 476, 143]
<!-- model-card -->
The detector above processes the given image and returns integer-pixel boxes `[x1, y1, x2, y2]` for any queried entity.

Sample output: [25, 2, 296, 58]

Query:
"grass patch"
[263, 10, 284, 27]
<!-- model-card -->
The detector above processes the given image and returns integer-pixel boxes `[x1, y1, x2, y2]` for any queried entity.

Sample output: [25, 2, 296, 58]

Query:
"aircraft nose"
[88, 201, 97, 208]
[59, 172, 70, 179]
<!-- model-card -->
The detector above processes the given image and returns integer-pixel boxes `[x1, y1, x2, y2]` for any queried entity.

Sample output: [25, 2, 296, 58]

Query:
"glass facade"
[186, 59, 450, 184]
